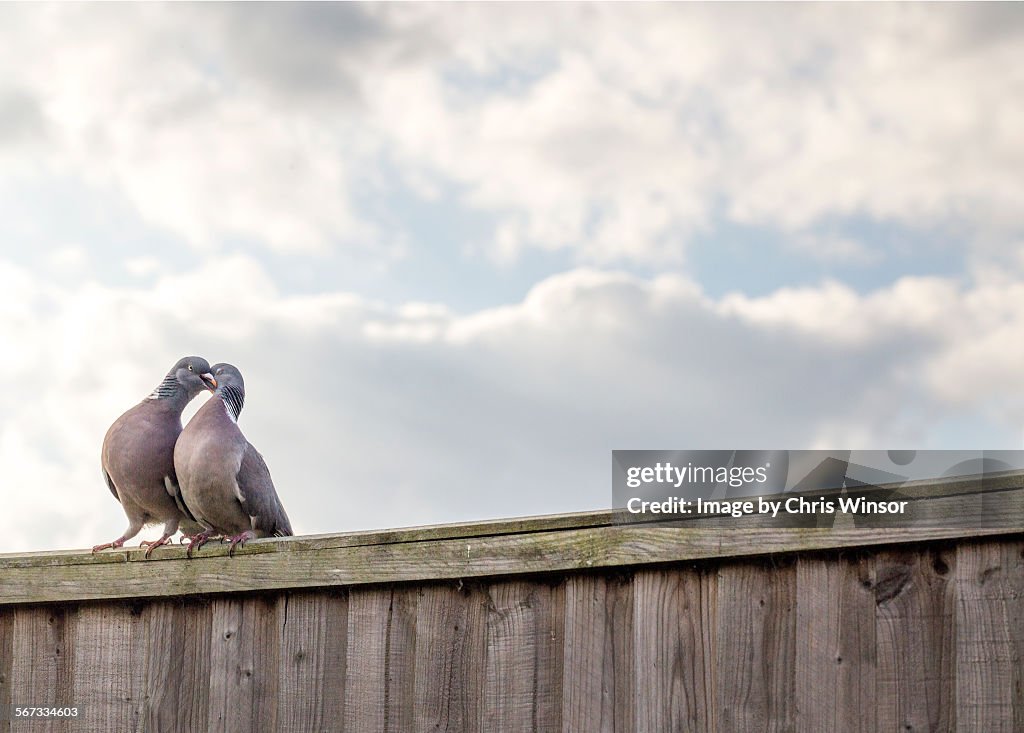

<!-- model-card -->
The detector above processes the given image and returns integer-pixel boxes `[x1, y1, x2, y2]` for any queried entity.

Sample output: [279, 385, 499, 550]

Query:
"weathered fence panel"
[0, 495, 1022, 731]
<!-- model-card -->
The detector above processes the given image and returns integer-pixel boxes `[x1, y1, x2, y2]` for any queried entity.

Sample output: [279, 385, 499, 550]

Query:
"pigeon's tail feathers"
[238, 442, 293, 538]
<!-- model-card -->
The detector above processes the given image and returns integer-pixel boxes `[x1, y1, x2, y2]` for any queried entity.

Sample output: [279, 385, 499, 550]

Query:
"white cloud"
[123, 256, 162, 277]
[45, 245, 88, 273]
[369, 3, 1024, 263]
[0, 5, 377, 255]
[718, 276, 961, 346]
[0, 4, 1020, 266]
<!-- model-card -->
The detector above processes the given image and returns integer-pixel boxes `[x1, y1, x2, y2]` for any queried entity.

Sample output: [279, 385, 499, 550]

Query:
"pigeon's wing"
[164, 474, 199, 524]
[102, 467, 120, 503]
[236, 442, 293, 537]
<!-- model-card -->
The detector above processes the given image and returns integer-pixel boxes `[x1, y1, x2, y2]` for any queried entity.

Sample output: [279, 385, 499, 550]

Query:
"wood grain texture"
[411, 583, 487, 732]
[482, 580, 565, 733]
[0, 530, 1021, 730]
[561, 574, 634, 733]
[873, 548, 955, 733]
[954, 541, 1023, 732]
[715, 559, 797, 733]
[2, 524, 1021, 606]
[344, 587, 417, 733]
[70, 603, 147, 732]
[1011, 542, 1024, 733]
[208, 595, 282, 733]
[0, 609, 12, 733]
[383, 588, 418, 733]
[343, 589, 390, 732]
[794, 554, 876, 733]
[632, 568, 711, 733]
[9, 606, 73, 733]
[277, 591, 348, 733]
[143, 599, 213, 733]
[3, 475, 1021, 608]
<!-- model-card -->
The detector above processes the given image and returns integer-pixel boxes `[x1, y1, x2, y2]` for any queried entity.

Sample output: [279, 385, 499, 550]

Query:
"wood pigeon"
[174, 363, 293, 556]
[94, 356, 217, 557]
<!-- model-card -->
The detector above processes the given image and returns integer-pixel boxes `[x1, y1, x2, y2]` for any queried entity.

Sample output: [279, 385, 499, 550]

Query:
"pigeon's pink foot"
[186, 531, 215, 558]
[92, 538, 126, 553]
[227, 531, 256, 557]
[140, 535, 173, 559]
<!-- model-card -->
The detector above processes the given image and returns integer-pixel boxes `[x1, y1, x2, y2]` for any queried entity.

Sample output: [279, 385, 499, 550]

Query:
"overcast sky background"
[1, 3, 1022, 553]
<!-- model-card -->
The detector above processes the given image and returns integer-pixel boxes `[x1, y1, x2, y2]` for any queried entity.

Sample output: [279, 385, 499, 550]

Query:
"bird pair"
[93, 357, 292, 558]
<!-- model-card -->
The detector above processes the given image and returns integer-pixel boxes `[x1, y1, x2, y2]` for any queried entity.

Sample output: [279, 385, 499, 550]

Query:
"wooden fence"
[0, 476, 1022, 732]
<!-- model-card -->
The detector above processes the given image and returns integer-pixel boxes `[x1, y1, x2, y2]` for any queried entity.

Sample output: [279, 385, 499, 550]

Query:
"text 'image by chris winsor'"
[0, 3, 1021, 731]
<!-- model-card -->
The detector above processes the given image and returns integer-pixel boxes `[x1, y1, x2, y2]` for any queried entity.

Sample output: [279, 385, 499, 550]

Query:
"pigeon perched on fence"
[174, 363, 292, 556]
[94, 356, 217, 557]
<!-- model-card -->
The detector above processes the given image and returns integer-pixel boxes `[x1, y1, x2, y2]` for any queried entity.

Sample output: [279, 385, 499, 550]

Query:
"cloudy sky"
[1, 3, 1022, 553]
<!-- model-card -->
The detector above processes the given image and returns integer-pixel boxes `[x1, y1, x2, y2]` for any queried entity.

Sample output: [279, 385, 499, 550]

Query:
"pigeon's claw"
[186, 530, 215, 558]
[227, 531, 256, 557]
[140, 534, 174, 559]
[92, 538, 126, 553]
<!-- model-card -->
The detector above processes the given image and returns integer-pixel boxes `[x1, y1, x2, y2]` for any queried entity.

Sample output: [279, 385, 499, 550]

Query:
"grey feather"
[102, 468, 119, 502]
[238, 444, 293, 537]
[174, 363, 292, 555]
[165, 475, 201, 527]
[94, 356, 217, 555]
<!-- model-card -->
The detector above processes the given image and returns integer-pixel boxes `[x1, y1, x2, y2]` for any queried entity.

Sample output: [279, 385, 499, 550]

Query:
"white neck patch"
[222, 397, 238, 423]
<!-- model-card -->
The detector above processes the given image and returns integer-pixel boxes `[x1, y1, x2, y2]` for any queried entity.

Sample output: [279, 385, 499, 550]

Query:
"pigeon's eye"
[188, 364, 194, 371]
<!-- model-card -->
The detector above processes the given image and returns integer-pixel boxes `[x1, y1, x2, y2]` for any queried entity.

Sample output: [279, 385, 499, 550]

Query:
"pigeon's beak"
[201, 373, 218, 391]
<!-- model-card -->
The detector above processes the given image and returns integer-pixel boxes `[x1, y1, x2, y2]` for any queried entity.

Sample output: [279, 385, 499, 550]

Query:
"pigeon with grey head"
[174, 363, 292, 556]
[94, 356, 217, 557]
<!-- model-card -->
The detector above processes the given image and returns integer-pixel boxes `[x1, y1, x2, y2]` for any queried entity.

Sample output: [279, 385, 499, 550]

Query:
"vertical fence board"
[278, 591, 348, 733]
[874, 549, 955, 733]
[344, 589, 390, 732]
[482, 580, 564, 733]
[795, 555, 876, 733]
[144, 599, 212, 733]
[344, 587, 417, 733]
[561, 574, 634, 733]
[385, 587, 418, 733]
[9, 607, 73, 733]
[0, 609, 12, 733]
[716, 560, 797, 733]
[208, 596, 282, 733]
[538, 580, 565, 733]
[955, 542, 1019, 732]
[562, 574, 603, 732]
[632, 568, 711, 733]
[208, 598, 245, 733]
[412, 583, 486, 733]
[608, 575, 635, 733]
[70, 603, 146, 732]
[1011, 542, 1024, 733]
